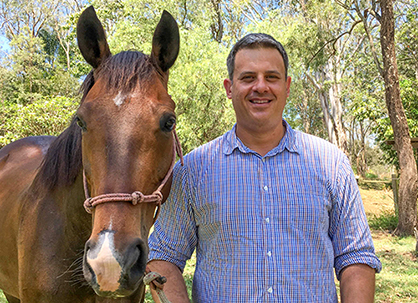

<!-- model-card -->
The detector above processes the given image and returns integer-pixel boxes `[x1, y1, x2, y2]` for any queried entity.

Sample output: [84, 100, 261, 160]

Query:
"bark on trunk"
[306, 67, 348, 156]
[380, 0, 418, 236]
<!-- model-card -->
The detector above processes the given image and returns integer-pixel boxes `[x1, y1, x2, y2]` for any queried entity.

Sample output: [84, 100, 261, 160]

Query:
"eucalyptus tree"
[335, 0, 418, 236]
[380, 0, 417, 236]
[0, 0, 83, 103]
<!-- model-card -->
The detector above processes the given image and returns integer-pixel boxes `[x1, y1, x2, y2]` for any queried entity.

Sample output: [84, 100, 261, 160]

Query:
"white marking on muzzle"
[87, 232, 122, 292]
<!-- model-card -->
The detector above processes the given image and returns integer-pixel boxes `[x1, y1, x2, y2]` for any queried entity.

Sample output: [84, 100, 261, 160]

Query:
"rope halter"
[83, 130, 183, 223]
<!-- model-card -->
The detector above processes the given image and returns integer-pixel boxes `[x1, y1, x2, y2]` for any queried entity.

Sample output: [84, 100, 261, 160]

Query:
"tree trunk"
[380, 0, 418, 236]
[306, 67, 348, 156]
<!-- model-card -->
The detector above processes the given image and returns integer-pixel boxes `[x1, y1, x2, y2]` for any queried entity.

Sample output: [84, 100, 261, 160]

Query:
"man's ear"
[223, 79, 233, 99]
[286, 76, 292, 97]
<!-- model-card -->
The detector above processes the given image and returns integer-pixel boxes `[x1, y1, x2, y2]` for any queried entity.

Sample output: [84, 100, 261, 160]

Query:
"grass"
[373, 232, 418, 302]
[1, 187, 417, 302]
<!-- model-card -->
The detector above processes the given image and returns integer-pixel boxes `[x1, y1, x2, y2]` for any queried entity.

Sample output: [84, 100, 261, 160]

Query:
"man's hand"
[147, 260, 191, 303]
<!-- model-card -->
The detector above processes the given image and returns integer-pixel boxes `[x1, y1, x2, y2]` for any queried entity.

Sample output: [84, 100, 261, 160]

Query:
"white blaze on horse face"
[87, 231, 122, 292]
[114, 91, 125, 107]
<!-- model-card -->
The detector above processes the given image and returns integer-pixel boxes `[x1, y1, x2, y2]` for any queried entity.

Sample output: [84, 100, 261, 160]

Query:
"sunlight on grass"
[373, 231, 418, 302]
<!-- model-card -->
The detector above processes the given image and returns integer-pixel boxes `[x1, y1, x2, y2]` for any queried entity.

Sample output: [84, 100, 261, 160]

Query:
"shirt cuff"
[148, 248, 188, 273]
[334, 251, 382, 280]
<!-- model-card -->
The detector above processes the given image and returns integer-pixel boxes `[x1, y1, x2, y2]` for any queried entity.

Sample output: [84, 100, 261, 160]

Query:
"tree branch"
[307, 20, 361, 68]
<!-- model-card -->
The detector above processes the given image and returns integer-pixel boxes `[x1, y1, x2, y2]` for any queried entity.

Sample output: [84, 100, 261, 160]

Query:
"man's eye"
[241, 76, 254, 81]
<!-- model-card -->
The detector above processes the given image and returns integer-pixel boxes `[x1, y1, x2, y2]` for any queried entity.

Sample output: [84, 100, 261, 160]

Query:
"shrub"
[0, 96, 78, 148]
[368, 211, 398, 231]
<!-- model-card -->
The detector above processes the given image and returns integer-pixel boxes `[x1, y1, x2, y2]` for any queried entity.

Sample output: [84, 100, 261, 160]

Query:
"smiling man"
[147, 33, 381, 303]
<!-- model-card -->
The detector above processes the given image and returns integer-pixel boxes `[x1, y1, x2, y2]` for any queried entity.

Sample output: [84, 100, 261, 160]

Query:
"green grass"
[373, 232, 418, 302]
[369, 211, 398, 231]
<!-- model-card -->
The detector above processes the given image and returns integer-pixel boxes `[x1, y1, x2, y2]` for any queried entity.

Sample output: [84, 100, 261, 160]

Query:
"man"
[147, 33, 381, 302]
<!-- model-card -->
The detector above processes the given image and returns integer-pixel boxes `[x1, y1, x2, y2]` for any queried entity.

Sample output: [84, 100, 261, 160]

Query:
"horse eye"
[75, 116, 87, 132]
[160, 115, 176, 132]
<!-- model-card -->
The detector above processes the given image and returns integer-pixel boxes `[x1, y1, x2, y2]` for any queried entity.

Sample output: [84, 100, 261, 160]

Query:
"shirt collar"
[223, 120, 299, 156]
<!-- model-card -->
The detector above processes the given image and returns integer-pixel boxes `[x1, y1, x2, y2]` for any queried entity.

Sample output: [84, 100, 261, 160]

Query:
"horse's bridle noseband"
[83, 130, 183, 222]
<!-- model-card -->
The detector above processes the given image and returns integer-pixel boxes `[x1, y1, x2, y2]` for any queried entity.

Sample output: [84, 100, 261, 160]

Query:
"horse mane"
[32, 51, 157, 195]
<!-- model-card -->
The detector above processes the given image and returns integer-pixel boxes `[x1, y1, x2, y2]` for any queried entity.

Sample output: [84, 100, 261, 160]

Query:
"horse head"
[76, 6, 179, 298]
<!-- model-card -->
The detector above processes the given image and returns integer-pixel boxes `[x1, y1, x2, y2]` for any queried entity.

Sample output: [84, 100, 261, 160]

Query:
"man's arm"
[147, 260, 191, 303]
[340, 264, 376, 303]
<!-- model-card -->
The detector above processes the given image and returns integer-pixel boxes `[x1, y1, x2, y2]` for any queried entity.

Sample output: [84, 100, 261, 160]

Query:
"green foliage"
[0, 30, 80, 104]
[170, 27, 234, 153]
[1, 0, 417, 163]
[374, 77, 418, 168]
[0, 96, 78, 148]
[365, 172, 379, 180]
[0, 290, 5, 303]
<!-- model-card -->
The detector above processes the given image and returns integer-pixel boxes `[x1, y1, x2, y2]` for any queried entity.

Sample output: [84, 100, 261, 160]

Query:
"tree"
[380, 0, 417, 236]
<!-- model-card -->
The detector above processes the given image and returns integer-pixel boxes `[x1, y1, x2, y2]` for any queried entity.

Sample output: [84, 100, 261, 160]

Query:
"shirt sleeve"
[329, 154, 382, 280]
[148, 160, 197, 272]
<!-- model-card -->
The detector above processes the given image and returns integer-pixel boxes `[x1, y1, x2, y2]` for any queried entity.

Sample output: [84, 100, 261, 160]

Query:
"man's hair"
[226, 33, 289, 80]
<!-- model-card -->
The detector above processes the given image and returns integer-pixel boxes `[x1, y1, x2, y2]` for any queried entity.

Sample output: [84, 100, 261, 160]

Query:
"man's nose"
[252, 77, 269, 93]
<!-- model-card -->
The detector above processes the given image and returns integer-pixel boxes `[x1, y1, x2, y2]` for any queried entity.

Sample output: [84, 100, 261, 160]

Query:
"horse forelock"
[81, 51, 157, 100]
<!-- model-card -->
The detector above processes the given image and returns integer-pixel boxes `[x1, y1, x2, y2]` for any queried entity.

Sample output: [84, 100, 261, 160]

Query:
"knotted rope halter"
[83, 130, 183, 222]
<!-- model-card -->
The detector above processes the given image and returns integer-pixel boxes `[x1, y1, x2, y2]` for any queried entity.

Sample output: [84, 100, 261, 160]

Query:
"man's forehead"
[234, 48, 285, 71]
[236, 46, 282, 57]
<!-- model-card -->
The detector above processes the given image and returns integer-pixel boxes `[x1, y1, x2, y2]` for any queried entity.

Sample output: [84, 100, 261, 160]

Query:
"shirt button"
[265, 217, 270, 223]
[267, 287, 273, 293]
[267, 251, 272, 257]
[263, 185, 268, 191]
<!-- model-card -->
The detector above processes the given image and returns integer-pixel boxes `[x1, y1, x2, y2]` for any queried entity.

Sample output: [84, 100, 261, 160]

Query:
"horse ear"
[77, 6, 111, 69]
[151, 10, 180, 72]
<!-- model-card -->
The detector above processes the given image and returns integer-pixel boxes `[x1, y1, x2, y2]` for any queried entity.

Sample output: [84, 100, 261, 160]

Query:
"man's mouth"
[250, 99, 271, 104]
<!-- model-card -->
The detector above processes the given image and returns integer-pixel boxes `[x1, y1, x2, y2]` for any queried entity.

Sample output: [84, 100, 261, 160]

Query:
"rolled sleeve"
[335, 251, 382, 279]
[329, 155, 382, 280]
[148, 161, 197, 272]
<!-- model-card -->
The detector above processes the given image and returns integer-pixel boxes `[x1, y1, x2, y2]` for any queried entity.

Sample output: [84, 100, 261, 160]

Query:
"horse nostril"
[83, 239, 96, 284]
[123, 239, 148, 286]
[84, 239, 92, 251]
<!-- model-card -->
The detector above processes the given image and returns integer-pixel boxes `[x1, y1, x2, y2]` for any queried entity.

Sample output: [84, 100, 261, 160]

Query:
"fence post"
[392, 174, 399, 215]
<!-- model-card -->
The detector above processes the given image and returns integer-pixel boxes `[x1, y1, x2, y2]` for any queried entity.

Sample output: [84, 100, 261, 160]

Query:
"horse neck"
[51, 171, 92, 241]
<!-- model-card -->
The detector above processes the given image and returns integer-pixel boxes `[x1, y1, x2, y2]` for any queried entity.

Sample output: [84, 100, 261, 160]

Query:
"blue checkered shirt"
[149, 121, 382, 302]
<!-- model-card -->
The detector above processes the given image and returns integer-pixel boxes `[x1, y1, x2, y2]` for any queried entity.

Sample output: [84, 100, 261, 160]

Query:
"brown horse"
[0, 6, 180, 303]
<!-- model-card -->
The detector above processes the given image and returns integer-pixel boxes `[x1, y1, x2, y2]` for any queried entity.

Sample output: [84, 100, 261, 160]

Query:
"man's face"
[224, 47, 291, 133]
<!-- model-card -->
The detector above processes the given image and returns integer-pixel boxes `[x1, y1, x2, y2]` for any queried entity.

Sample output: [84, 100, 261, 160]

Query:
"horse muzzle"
[82, 231, 148, 298]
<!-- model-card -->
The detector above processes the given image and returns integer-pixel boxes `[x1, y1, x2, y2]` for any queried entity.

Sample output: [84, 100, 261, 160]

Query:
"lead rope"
[144, 267, 171, 303]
